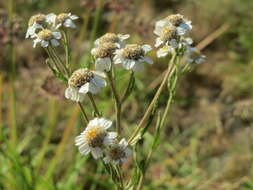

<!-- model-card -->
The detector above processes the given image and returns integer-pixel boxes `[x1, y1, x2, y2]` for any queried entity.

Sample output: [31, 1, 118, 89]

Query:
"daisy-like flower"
[154, 24, 178, 48]
[75, 118, 117, 159]
[114, 44, 153, 72]
[186, 47, 206, 64]
[32, 29, 61, 48]
[166, 14, 192, 35]
[52, 13, 79, 29]
[91, 42, 120, 71]
[103, 138, 132, 164]
[65, 68, 107, 102]
[94, 33, 129, 48]
[26, 14, 46, 38]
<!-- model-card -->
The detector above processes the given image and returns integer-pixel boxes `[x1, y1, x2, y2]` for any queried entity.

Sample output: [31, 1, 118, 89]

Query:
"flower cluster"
[154, 14, 205, 63]
[26, 13, 78, 48]
[91, 33, 153, 72]
[75, 118, 131, 163]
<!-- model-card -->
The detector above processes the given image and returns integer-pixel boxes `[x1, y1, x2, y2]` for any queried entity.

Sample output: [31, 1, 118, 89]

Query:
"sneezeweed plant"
[26, 11, 205, 190]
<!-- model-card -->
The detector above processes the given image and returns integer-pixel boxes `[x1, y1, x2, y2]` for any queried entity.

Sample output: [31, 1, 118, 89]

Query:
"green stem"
[62, 30, 71, 70]
[106, 71, 122, 135]
[78, 102, 89, 123]
[88, 93, 101, 117]
[128, 53, 177, 145]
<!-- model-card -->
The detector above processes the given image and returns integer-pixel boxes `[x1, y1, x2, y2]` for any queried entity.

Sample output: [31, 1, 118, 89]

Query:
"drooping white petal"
[78, 83, 90, 94]
[131, 61, 144, 72]
[92, 76, 107, 88]
[91, 147, 103, 159]
[51, 39, 59, 47]
[155, 38, 164, 48]
[41, 40, 49, 47]
[70, 14, 79, 20]
[142, 44, 152, 53]
[98, 118, 112, 129]
[142, 56, 153, 65]
[79, 144, 90, 155]
[52, 32, 62, 39]
[33, 38, 41, 48]
[95, 58, 111, 72]
[64, 19, 76, 28]
[46, 13, 56, 25]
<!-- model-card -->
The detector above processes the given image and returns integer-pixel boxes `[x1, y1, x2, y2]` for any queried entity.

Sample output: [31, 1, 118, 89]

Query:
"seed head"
[68, 68, 94, 88]
[98, 33, 119, 44]
[122, 44, 145, 60]
[28, 14, 46, 26]
[93, 42, 118, 58]
[167, 14, 184, 26]
[160, 25, 177, 42]
[37, 29, 53, 40]
[108, 146, 126, 160]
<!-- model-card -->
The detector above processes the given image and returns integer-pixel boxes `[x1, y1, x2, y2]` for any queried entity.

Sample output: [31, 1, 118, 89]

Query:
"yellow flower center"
[57, 13, 69, 23]
[167, 14, 184, 26]
[99, 33, 119, 44]
[28, 14, 46, 26]
[160, 25, 177, 42]
[68, 68, 94, 88]
[85, 127, 106, 147]
[93, 42, 118, 58]
[37, 29, 53, 40]
[122, 44, 144, 60]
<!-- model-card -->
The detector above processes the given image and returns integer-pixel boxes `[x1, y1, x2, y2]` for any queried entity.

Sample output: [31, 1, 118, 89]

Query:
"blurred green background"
[1, 0, 253, 189]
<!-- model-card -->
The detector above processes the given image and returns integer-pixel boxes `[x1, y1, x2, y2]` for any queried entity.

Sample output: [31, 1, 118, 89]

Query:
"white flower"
[186, 47, 206, 64]
[54, 13, 79, 29]
[75, 118, 117, 159]
[166, 14, 192, 35]
[26, 14, 46, 38]
[91, 42, 120, 72]
[114, 44, 153, 72]
[65, 68, 107, 102]
[94, 33, 129, 48]
[157, 45, 174, 58]
[103, 138, 132, 164]
[32, 29, 61, 48]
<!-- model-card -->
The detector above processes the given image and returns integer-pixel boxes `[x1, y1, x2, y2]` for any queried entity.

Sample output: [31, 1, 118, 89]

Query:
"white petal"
[95, 58, 111, 72]
[41, 40, 49, 47]
[91, 148, 103, 159]
[108, 132, 117, 139]
[53, 32, 62, 39]
[142, 44, 152, 53]
[119, 138, 128, 148]
[51, 39, 59, 47]
[70, 15, 79, 20]
[33, 38, 41, 48]
[155, 38, 163, 48]
[118, 34, 130, 40]
[79, 144, 90, 155]
[132, 61, 144, 72]
[92, 76, 107, 88]
[64, 19, 76, 28]
[142, 56, 153, 64]
[169, 39, 178, 48]
[79, 83, 90, 94]
[46, 13, 56, 25]
[98, 118, 112, 129]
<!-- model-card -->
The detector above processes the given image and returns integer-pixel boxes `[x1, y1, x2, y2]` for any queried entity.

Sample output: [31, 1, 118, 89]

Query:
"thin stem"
[45, 48, 63, 74]
[106, 71, 122, 135]
[62, 30, 71, 70]
[116, 165, 124, 189]
[78, 102, 89, 123]
[128, 53, 177, 145]
[88, 93, 101, 117]
[50, 46, 70, 77]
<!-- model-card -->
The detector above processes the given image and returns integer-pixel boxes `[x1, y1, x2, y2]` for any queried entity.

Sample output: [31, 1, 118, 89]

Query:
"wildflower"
[94, 33, 129, 47]
[65, 68, 106, 102]
[91, 42, 120, 71]
[33, 29, 61, 48]
[26, 14, 46, 38]
[53, 13, 79, 29]
[103, 138, 132, 164]
[186, 47, 206, 64]
[167, 14, 192, 35]
[75, 118, 117, 159]
[114, 44, 153, 72]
